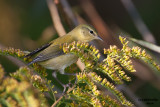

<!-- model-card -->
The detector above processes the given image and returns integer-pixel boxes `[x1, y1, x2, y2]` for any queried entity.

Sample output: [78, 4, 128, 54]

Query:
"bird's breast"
[38, 53, 78, 74]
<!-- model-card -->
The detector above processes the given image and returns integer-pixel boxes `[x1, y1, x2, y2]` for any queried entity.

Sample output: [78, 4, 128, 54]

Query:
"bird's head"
[69, 24, 103, 42]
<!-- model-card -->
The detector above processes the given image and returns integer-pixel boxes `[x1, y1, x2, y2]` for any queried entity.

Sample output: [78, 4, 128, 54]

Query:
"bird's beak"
[96, 36, 103, 41]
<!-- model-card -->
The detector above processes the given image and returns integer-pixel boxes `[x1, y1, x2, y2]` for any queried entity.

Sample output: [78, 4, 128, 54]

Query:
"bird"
[25, 24, 102, 74]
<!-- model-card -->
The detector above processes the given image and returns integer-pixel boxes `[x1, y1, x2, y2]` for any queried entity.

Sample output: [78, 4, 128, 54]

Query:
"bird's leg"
[52, 71, 78, 93]
[52, 71, 69, 93]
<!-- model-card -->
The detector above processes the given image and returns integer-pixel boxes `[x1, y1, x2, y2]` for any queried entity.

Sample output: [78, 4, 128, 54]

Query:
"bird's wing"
[25, 43, 51, 58]
[26, 34, 76, 65]
[27, 44, 65, 65]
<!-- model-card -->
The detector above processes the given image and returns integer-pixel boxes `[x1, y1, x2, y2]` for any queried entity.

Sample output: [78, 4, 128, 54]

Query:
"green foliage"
[0, 36, 160, 107]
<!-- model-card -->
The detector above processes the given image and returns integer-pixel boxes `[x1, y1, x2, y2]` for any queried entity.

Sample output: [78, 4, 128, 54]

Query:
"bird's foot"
[62, 82, 73, 93]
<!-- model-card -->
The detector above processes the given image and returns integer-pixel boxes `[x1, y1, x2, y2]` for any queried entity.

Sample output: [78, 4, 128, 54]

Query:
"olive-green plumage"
[26, 24, 102, 74]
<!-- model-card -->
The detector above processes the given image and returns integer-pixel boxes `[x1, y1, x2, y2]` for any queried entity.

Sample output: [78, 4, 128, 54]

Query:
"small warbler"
[26, 24, 102, 73]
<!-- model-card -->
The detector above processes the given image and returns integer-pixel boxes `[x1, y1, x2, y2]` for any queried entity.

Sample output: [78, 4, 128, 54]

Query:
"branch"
[51, 85, 76, 107]
[0, 43, 26, 67]
[120, 0, 156, 44]
[80, 0, 121, 47]
[47, 0, 66, 36]
[60, 0, 79, 26]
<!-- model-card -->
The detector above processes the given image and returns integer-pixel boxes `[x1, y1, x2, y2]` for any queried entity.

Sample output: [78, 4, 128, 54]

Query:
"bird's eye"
[89, 30, 94, 34]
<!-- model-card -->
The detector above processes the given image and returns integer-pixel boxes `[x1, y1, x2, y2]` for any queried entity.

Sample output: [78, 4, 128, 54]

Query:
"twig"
[80, 0, 121, 47]
[54, 0, 59, 4]
[60, 0, 79, 26]
[47, 0, 66, 36]
[120, 0, 156, 44]
[51, 85, 76, 107]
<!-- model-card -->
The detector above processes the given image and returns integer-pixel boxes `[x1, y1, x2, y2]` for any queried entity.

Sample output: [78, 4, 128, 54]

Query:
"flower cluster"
[0, 65, 48, 107]
[61, 39, 160, 106]
[11, 67, 49, 92]
[62, 41, 135, 106]
[119, 36, 160, 72]
[0, 47, 56, 105]
[0, 47, 48, 78]
[0, 64, 4, 81]
[98, 56, 124, 84]
[0, 47, 25, 58]
[63, 41, 100, 69]
[32, 63, 48, 77]
[104, 45, 136, 73]
[90, 72, 133, 106]
[69, 72, 121, 107]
